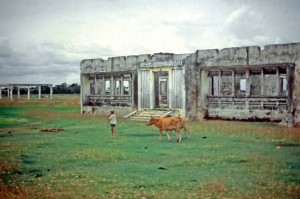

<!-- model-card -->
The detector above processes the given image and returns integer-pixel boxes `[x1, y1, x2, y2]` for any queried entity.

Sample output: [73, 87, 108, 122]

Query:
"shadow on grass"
[125, 133, 157, 137]
[276, 142, 300, 147]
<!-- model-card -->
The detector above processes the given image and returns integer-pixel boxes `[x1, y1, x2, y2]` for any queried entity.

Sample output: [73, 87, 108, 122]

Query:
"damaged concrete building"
[80, 42, 300, 127]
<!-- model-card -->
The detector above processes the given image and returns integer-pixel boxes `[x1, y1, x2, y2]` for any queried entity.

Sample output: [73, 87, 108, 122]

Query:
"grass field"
[0, 95, 299, 198]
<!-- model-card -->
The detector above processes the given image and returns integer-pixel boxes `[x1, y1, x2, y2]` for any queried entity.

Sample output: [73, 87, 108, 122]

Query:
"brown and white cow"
[146, 116, 189, 142]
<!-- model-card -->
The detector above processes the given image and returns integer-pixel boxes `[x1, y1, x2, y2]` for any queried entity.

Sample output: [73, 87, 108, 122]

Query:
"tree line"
[52, 83, 80, 94]
[1, 83, 80, 95]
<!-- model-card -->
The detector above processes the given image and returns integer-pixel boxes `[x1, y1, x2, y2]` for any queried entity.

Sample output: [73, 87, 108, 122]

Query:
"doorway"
[154, 71, 168, 108]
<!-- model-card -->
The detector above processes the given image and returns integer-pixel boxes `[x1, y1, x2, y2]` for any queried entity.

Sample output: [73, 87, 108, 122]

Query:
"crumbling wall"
[80, 55, 151, 73]
[185, 43, 300, 126]
[80, 53, 190, 73]
[292, 63, 298, 125]
[80, 43, 300, 126]
[80, 52, 190, 116]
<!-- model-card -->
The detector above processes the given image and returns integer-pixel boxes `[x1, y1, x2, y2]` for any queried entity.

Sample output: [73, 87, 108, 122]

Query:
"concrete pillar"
[286, 65, 295, 127]
[7, 86, 9, 99]
[111, 76, 114, 95]
[131, 74, 134, 107]
[129, 76, 132, 96]
[246, 68, 250, 97]
[276, 67, 280, 96]
[50, 85, 53, 99]
[102, 76, 105, 95]
[38, 86, 41, 99]
[10, 85, 13, 100]
[231, 70, 235, 96]
[261, 68, 264, 109]
[218, 70, 222, 108]
[17, 86, 20, 99]
[27, 86, 30, 100]
[261, 68, 264, 95]
[246, 69, 250, 109]
[120, 75, 124, 95]
[218, 70, 221, 96]
[94, 76, 97, 95]
[0, 86, 2, 99]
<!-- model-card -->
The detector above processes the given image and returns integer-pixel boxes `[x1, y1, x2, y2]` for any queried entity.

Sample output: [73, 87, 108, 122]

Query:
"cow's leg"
[166, 130, 171, 142]
[183, 126, 190, 139]
[158, 129, 163, 140]
[176, 128, 181, 142]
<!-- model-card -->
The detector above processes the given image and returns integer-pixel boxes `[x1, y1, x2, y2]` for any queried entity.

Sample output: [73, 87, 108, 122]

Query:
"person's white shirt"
[109, 114, 117, 125]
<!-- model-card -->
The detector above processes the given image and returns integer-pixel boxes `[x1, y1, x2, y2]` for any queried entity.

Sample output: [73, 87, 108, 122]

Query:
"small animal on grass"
[146, 116, 188, 142]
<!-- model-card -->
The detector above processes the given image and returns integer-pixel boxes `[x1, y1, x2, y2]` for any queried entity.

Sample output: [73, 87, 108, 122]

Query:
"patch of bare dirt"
[40, 128, 64, 133]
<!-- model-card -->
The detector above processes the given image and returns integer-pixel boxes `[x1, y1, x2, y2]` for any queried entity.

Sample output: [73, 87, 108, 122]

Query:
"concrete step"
[128, 117, 149, 122]
[134, 113, 166, 117]
[125, 109, 176, 121]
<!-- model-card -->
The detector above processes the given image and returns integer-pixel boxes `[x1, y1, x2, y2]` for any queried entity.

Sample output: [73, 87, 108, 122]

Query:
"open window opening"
[208, 71, 219, 96]
[89, 76, 95, 95]
[115, 80, 121, 95]
[207, 64, 291, 112]
[220, 71, 232, 95]
[263, 68, 277, 96]
[282, 78, 287, 92]
[105, 80, 110, 95]
[249, 68, 261, 96]
[240, 79, 246, 91]
[86, 72, 133, 107]
[234, 70, 246, 96]
[123, 80, 130, 95]
[279, 67, 287, 95]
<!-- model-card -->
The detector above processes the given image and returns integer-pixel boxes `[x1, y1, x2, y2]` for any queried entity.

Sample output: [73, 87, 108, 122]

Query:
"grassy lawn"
[0, 95, 299, 198]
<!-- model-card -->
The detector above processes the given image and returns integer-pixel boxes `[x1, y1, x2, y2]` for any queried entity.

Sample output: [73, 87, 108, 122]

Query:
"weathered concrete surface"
[80, 53, 190, 73]
[80, 43, 300, 127]
[184, 43, 300, 126]
[82, 106, 134, 117]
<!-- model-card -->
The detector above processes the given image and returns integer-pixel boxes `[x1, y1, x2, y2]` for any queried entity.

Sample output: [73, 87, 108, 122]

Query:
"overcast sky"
[0, 0, 300, 85]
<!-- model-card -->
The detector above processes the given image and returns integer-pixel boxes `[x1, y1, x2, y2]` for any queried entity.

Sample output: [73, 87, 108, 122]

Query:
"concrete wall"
[184, 42, 300, 126]
[82, 106, 134, 117]
[80, 53, 190, 73]
[80, 53, 190, 117]
[80, 43, 300, 126]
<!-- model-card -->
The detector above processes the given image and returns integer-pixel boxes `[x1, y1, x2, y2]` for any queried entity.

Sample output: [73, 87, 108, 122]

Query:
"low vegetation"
[0, 95, 299, 198]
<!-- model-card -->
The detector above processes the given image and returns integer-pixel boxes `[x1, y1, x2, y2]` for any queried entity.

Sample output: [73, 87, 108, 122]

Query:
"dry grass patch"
[190, 120, 300, 141]
[0, 180, 63, 199]
[196, 182, 229, 199]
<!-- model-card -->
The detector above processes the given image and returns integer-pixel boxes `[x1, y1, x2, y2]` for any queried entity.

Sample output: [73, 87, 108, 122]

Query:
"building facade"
[80, 43, 300, 127]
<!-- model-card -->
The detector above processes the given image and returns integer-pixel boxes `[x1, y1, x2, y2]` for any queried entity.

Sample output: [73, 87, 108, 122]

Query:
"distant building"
[80, 43, 300, 127]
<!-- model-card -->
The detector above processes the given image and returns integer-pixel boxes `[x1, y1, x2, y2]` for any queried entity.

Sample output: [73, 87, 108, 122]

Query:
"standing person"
[109, 110, 118, 137]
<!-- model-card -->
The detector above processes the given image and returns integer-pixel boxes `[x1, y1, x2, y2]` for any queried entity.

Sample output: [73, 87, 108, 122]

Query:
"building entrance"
[154, 71, 168, 108]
